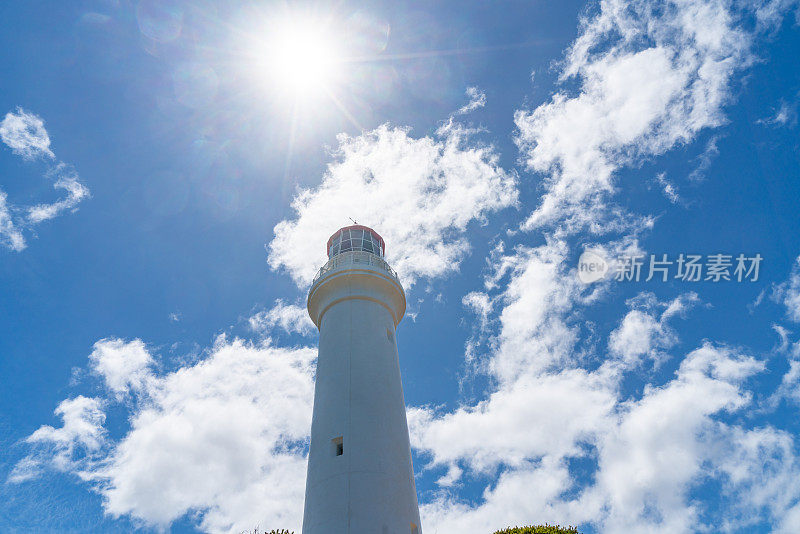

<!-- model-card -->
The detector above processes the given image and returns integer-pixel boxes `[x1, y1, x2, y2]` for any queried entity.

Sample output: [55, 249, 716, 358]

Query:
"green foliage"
[493, 524, 581, 534]
[244, 523, 581, 534]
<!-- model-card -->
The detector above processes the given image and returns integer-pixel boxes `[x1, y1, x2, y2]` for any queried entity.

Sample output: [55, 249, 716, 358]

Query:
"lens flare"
[260, 17, 344, 98]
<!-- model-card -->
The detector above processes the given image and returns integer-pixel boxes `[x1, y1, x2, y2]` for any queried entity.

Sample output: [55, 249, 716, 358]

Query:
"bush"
[493, 525, 581, 534]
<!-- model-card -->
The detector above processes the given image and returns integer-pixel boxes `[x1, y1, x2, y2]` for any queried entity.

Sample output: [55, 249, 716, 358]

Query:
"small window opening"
[411, 522, 419, 534]
[332, 436, 343, 456]
[386, 328, 394, 342]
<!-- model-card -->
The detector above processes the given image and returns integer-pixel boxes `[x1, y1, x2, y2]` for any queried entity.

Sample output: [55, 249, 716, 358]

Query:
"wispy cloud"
[249, 299, 315, 337]
[687, 136, 720, 182]
[27, 163, 91, 224]
[0, 108, 90, 251]
[656, 172, 681, 203]
[773, 255, 800, 322]
[758, 98, 799, 127]
[455, 86, 487, 116]
[769, 325, 800, 407]
[0, 191, 25, 251]
[9, 396, 106, 483]
[0, 108, 55, 160]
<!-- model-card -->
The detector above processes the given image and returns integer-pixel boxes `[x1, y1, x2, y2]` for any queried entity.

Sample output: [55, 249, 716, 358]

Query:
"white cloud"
[26, 164, 90, 224]
[655, 172, 680, 203]
[0, 190, 25, 251]
[755, 0, 800, 31]
[462, 291, 492, 330]
[410, 239, 607, 496]
[608, 292, 698, 367]
[687, 136, 720, 182]
[410, 369, 616, 475]
[267, 99, 518, 287]
[773, 256, 800, 322]
[758, 99, 798, 127]
[28, 396, 106, 453]
[609, 309, 667, 364]
[486, 241, 584, 381]
[416, 6, 800, 525]
[414, 338, 775, 534]
[514, 0, 767, 234]
[9, 396, 106, 483]
[97, 338, 315, 532]
[405, 223, 794, 533]
[771, 101, 796, 125]
[778, 504, 800, 534]
[249, 299, 315, 336]
[0, 108, 55, 160]
[588, 344, 765, 533]
[420, 456, 599, 533]
[0, 108, 90, 251]
[712, 425, 800, 532]
[770, 306, 800, 409]
[775, 357, 800, 406]
[7, 456, 42, 484]
[89, 338, 154, 399]
[455, 86, 487, 115]
[14, 336, 316, 533]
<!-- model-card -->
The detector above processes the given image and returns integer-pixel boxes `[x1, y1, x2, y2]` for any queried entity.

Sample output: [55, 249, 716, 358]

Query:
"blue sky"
[2, 0, 800, 532]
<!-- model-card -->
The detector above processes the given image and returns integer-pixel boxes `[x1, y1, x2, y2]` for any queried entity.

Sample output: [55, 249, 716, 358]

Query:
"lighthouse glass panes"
[328, 228, 384, 258]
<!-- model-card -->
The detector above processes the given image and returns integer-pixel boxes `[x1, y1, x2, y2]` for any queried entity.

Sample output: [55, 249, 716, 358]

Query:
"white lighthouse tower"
[302, 225, 422, 534]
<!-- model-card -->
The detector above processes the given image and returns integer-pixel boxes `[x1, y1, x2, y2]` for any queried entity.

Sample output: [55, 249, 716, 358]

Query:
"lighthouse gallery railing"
[312, 250, 399, 285]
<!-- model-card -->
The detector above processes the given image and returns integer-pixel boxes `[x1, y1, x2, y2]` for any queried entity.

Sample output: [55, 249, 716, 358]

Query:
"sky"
[2, 0, 800, 533]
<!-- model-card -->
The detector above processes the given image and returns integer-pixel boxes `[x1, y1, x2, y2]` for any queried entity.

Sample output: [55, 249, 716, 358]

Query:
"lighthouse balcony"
[311, 249, 399, 285]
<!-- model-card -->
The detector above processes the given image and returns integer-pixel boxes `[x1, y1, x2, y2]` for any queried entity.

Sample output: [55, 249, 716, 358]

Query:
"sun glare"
[262, 19, 344, 98]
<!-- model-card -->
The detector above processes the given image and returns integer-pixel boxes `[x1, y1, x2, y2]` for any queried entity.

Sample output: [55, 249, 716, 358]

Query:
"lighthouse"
[302, 225, 422, 534]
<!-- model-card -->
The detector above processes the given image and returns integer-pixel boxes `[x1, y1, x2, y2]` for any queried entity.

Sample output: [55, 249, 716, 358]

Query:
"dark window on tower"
[332, 436, 343, 456]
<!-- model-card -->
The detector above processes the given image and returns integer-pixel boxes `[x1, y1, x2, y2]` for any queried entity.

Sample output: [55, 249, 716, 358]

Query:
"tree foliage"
[492, 525, 581, 534]
[245, 523, 581, 534]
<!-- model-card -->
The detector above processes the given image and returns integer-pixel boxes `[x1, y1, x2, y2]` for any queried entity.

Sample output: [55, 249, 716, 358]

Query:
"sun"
[260, 16, 345, 99]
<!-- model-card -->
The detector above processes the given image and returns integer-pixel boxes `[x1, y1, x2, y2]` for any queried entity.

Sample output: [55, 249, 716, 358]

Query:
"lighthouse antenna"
[348, 216, 358, 225]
